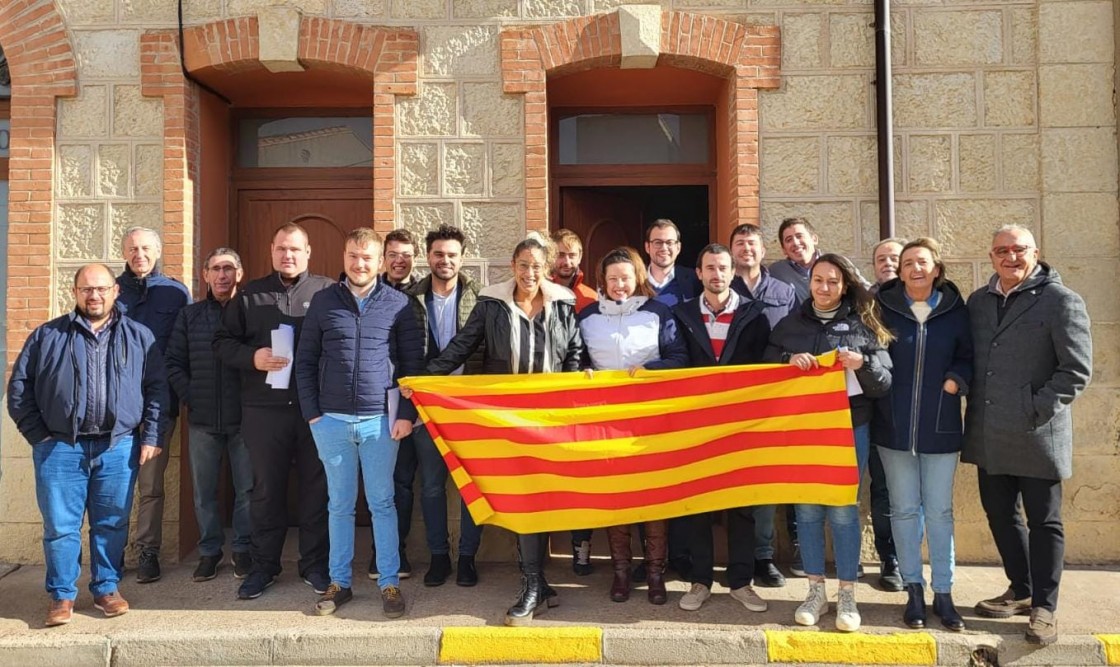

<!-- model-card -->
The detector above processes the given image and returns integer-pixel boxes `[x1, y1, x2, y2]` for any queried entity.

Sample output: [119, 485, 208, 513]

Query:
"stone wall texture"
[0, 0, 1117, 566]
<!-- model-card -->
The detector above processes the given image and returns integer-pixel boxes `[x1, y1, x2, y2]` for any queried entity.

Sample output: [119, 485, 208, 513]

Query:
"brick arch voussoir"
[1, 0, 79, 368]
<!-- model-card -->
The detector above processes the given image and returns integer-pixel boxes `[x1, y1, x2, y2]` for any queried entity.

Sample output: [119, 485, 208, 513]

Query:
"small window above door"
[237, 116, 373, 168]
[557, 112, 710, 165]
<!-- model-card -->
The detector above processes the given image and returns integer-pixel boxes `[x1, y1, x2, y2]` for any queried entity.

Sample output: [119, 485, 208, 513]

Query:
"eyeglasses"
[76, 286, 113, 297]
[386, 252, 415, 261]
[991, 245, 1034, 258]
[514, 262, 546, 274]
[649, 240, 679, 249]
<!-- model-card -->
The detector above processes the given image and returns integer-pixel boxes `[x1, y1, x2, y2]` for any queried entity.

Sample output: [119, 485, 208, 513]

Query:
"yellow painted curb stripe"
[1098, 634, 1120, 665]
[439, 626, 602, 664]
[766, 630, 936, 665]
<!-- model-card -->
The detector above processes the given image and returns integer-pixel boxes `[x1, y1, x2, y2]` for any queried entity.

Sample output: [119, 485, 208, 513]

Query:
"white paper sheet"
[266, 324, 295, 389]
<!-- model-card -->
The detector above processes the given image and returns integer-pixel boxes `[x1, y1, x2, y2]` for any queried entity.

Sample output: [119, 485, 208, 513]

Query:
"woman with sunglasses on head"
[415, 233, 584, 626]
[576, 247, 689, 606]
[765, 253, 893, 632]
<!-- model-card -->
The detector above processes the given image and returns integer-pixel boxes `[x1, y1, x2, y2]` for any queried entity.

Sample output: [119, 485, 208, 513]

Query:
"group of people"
[7, 215, 1091, 646]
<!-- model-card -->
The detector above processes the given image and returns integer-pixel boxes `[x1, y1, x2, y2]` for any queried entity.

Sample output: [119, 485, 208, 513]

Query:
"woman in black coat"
[416, 235, 583, 626]
[876, 237, 972, 631]
[765, 253, 893, 633]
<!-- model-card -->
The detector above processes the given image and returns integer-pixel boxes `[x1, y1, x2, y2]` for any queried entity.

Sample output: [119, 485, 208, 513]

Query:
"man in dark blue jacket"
[646, 219, 701, 308]
[728, 223, 797, 590]
[166, 247, 252, 583]
[295, 227, 424, 618]
[7, 263, 168, 627]
[116, 226, 191, 584]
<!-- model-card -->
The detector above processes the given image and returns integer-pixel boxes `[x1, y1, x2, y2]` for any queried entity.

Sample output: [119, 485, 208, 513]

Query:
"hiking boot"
[232, 551, 252, 579]
[572, 540, 593, 576]
[795, 580, 828, 626]
[93, 591, 130, 617]
[975, 587, 1031, 618]
[730, 585, 768, 612]
[314, 583, 353, 616]
[425, 553, 452, 587]
[753, 559, 786, 588]
[237, 571, 276, 600]
[136, 548, 161, 583]
[381, 585, 406, 618]
[879, 557, 904, 592]
[45, 599, 74, 627]
[1026, 607, 1057, 645]
[456, 555, 478, 587]
[192, 554, 221, 582]
[302, 570, 330, 595]
[678, 583, 711, 611]
[835, 586, 861, 632]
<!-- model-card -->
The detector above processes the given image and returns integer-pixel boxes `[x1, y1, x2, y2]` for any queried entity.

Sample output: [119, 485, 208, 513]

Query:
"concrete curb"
[1, 627, 1118, 666]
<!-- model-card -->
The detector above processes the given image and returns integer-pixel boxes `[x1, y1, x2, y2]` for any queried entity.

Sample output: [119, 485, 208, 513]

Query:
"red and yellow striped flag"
[399, 351, 856, 534]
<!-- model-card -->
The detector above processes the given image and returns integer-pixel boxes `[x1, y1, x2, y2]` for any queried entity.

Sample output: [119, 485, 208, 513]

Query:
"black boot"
[506, 573, 550, 625]
[933, 592, 965, 631]
[904, 583, 926, 629]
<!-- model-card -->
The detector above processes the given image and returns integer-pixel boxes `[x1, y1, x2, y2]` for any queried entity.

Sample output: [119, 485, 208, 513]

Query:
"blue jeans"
[188, 427, 253, 557]
[392, 424, 482, 556]
[877, 447, 958, 593]
[795, 423, 869, 582]
[33, 435, 138, 600]
[311, 414, 399, 588]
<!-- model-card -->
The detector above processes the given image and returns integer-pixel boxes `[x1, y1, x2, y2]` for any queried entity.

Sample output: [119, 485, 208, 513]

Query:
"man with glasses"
[8, 264, 168, 626]
[964, 225, 1092, 646]
[166, 248, 253, 582]
[645, 219, 701, 308]
[115, 226, 191, 584]
[382, 229, 420, 290]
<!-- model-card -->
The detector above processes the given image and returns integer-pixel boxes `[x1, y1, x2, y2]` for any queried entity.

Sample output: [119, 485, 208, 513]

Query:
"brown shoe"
[1026, 607, 1058, 645]
[45, 599, 74, 627]
[974, 587, 1031, 618]
[93, 591, 130, 617]
[381, 585, 406, 618]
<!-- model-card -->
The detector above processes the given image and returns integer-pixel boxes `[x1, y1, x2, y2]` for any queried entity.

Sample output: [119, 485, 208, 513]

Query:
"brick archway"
[500, 11, 780, 238]
[0, 0, 78, 367]
[140, 17, 418, 283]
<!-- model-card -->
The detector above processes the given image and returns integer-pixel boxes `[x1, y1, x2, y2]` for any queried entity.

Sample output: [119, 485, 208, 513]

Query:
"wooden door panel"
[559, 187, 645, 288]
[236, 188, 372, 280]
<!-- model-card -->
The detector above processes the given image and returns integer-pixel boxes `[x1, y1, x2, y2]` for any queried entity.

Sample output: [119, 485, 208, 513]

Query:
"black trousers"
[517, 533, 548, 575]
[242, 406, 329, 578]
[867, 444, 897, 561]
[977, 468, 1064, 612]
[689, 507, 756, 589]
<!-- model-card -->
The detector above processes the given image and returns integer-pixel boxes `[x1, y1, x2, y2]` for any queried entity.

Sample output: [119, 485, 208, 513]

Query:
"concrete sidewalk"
[0, 557, 1117, 666]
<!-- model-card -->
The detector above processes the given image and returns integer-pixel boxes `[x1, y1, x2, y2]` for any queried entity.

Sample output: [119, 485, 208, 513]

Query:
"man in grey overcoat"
[962, 224, 1092, 647]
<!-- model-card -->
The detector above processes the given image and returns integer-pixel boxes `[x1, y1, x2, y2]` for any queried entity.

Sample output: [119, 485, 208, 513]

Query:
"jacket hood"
[985, 261, 1061, 295]
[878, 278, 965, 319]
[480, 277, 576, 307]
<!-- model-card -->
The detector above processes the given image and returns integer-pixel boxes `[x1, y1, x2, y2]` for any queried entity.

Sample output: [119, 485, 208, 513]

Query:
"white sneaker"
[679, 583, 711, 611]
[836, 586, 861, 632]
[795, 580, 829, 626]
[730, 585, 768, 612]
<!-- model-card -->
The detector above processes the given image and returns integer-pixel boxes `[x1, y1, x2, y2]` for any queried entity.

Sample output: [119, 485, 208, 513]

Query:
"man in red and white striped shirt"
[671, 243, 772, 614]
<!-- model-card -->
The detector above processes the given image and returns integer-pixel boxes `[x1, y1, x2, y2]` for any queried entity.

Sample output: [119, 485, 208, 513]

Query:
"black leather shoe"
[933, 592, 965, 632]
[505, 573, 556, 626]
[879, 557, 904, 592]
[904, 583, 926, 629]
[456, 555, 478, 587]
[424, 554, 452, 587]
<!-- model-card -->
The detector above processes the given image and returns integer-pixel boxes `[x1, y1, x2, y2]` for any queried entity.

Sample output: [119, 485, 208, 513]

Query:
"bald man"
[7, 263, 169, 627]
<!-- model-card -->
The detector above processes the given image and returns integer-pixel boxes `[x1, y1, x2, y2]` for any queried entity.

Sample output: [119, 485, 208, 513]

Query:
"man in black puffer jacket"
[167, 248, 252, 583]
[214, 224, 334, 601]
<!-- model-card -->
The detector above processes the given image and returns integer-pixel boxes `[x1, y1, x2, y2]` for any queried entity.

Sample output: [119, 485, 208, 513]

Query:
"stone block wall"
[0, 0, 1117, 565]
